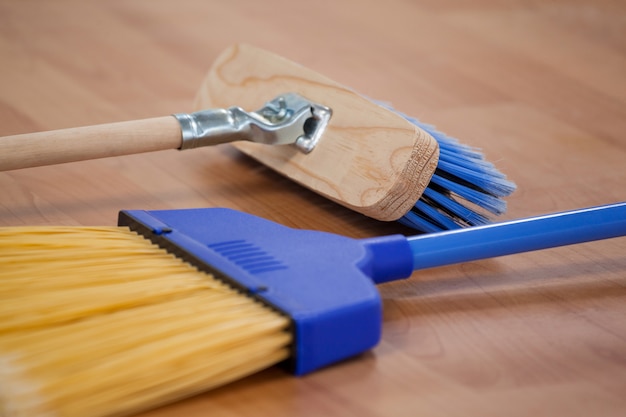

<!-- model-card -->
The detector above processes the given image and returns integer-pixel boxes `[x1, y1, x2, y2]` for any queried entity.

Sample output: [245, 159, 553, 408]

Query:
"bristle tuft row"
[389, 109, 516, 233]
[0, 227, 291, 417]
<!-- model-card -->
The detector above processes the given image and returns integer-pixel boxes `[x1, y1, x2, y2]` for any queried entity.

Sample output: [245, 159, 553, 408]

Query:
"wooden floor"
[1, 0, 625, 416]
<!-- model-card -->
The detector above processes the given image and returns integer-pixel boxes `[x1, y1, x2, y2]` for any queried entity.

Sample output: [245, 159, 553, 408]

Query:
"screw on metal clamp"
[174, 93, 332, 154]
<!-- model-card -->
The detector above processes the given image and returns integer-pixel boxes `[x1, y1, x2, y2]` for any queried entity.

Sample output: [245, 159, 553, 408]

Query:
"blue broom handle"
[407, 202, 626, 271]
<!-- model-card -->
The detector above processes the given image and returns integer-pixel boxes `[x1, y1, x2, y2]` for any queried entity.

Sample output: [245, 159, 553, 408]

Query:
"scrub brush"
[0, 44, 515, 233]
[1, 201, 624, 417]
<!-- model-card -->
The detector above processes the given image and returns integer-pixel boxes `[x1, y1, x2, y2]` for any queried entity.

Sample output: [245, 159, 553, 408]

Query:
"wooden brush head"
[194, 44, 439, 222]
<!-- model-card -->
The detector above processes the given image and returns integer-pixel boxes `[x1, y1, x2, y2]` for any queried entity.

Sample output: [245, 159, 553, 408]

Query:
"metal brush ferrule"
[174, 93, 332, 154]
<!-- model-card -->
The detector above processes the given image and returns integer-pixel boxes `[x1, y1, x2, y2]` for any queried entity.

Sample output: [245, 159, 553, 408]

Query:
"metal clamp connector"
[174, 93, 332, 154]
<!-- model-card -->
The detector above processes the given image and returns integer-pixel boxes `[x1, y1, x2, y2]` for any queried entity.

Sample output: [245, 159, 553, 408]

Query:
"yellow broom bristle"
[0, 226, 292, 417]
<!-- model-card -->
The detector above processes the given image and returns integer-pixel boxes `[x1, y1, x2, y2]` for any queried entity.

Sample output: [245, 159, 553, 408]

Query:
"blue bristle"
[435, 159, 515, 197]
[438, 148, 500, 172]
[421, 187, 491, 227]
[429, 173, 507, 214]
[414, 199, 463, 231]
[374, 101, 516, 233]
[398, 210, 446, 233]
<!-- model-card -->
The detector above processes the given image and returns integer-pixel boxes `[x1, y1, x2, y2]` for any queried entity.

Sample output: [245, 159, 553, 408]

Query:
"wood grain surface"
[1, 1, 625, 416]
[199, 44, 439, 221]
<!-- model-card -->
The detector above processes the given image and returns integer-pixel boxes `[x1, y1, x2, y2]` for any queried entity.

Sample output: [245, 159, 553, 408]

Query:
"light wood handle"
[0, 116, 183, 171]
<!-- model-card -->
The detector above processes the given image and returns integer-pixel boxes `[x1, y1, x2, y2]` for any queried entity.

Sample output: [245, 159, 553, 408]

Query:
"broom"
[1, 202, 625, 417]
[0, 44, 515, 233]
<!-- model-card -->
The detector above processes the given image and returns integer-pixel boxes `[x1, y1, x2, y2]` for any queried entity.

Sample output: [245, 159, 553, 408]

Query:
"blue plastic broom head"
[118, 208, 414, 376]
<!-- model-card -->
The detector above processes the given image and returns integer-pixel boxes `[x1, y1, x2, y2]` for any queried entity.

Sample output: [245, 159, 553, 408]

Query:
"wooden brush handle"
[0, 116, 182, 171]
